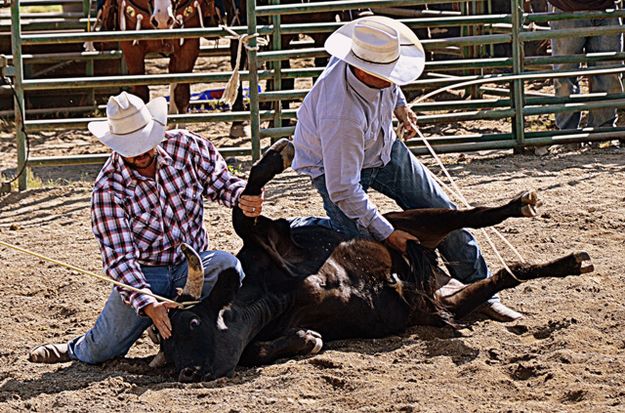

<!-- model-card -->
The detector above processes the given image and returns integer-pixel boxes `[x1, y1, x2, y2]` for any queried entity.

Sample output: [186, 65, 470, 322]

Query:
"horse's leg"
[438, 252, 593, 319]
[239, 329, 323, 366]
[384, 191, 542, 249]
[120, 42, 149, 102]
[169, 38, 200, 114]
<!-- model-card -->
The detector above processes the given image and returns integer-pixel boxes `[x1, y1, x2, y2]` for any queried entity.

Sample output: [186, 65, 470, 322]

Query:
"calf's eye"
[189, 318, 201, 330]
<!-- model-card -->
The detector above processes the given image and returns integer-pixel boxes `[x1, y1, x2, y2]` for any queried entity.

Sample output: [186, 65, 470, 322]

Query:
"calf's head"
[162, 244, 245, 382]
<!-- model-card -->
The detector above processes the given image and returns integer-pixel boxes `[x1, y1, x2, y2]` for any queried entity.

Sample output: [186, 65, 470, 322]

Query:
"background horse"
[100, 0, 216, 113]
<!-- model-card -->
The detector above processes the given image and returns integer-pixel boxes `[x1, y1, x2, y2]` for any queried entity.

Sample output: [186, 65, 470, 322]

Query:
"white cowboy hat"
[324, 16, 425, 86]
[88, 92, 168, 157]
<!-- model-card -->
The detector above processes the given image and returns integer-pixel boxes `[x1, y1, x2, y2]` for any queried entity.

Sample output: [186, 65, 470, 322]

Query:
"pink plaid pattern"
[91, 129, 245, 313]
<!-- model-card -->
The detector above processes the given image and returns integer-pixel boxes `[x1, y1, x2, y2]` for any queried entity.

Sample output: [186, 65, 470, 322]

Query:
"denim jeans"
[67, 250, 243, 364]
[309, 139, 490, 285]
[550, 7, 623, 130]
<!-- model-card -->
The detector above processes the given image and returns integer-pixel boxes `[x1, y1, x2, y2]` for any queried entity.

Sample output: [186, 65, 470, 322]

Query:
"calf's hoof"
[571, 251, 594, 274]
[265, 138, 295, 170]
[520, 190, 542, 217]
[295, 329, 323, 355]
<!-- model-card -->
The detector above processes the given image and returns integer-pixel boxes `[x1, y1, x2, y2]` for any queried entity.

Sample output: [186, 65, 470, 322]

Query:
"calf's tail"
[405, 241, 458, 328]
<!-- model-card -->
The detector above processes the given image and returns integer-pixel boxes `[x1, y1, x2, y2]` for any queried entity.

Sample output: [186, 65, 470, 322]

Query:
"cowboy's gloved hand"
[239, 189, 264, 217]
[394, 105, 418, 140]
[144, 301, 178, 340]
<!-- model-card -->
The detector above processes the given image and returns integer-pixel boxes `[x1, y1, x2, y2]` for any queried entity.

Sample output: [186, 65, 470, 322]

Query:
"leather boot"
[29, 343, 71, 364]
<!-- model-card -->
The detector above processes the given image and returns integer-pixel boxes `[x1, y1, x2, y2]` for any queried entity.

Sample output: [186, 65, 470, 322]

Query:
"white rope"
[219, 25, 269, 106]
[0, 239, 199, 308]
[132, 14, 143, 46]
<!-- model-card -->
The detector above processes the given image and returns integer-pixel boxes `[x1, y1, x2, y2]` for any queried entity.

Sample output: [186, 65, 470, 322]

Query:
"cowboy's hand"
[385, 229, 419, 254]
[239, 190, 264, 217]
[394, 105, 418, 140]
[144, 301, 178, 340]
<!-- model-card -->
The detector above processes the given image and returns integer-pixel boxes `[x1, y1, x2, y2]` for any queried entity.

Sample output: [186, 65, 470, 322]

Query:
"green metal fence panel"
[7, 0, 625, 189]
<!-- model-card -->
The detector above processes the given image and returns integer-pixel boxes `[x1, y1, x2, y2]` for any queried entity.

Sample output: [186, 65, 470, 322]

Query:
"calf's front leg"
[239, 328, 323, 366]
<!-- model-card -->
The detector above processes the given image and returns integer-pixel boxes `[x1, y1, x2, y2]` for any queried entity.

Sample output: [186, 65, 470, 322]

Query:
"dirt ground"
[2, 52, 625, 412]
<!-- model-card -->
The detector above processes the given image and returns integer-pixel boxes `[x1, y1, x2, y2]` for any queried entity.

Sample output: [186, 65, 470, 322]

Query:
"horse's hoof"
[229, 122, 251, 139]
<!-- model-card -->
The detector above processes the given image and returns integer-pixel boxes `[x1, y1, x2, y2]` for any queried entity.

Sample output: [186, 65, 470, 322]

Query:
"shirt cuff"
[233, 185, 245, 207]
[395, 89, 407, 108]
[130, 292, 158, 316]
[367, 214, 395, 241]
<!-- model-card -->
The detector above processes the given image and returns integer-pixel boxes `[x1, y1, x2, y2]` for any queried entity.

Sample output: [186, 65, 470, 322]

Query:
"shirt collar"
[345, 63, 381, 103]
[155, 145, 174, 168]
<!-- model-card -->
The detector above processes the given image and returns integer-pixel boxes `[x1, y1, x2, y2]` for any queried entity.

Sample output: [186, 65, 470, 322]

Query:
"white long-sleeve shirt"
[292, 57, 407, 240]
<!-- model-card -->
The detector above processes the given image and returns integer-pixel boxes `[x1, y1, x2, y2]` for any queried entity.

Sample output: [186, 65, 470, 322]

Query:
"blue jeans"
[309, 140, 489, 285]
[67, 250, 243, 364]
[550, 7, 623, 130]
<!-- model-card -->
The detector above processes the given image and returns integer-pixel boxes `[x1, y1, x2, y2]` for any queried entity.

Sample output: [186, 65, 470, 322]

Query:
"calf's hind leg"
[239, 328, 323, 366]
[438, 251, 594, 319]
[385, 190, 542, 249]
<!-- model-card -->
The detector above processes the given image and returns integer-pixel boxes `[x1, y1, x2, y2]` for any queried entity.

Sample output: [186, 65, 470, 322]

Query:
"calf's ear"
[206, 268, 241, 313]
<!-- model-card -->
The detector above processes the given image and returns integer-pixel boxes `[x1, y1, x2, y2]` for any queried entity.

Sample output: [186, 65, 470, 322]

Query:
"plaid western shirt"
[91, 129, 246, 313]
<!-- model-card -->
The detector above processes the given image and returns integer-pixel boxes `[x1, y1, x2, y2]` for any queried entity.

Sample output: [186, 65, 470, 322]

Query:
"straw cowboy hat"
[324, 16, 425, 86]
[88, 92, 168, 157]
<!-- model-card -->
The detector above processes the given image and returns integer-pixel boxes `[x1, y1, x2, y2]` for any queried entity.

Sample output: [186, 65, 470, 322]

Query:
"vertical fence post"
[10, 0, 28, 191]
[84, 0, 96, 109]
[271, 0, 282, 133]
[247, 0, 261, 161]
[86, 58, 95, 108]
[511, 0, 526, 152]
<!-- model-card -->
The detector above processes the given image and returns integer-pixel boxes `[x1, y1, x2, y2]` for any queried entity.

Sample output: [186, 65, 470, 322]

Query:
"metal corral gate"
[5, 0, 625, 190]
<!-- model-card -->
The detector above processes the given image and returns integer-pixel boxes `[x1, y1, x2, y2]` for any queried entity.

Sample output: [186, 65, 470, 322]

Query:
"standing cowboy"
[29, 92, 263, 364]
[292, 16, 521, 321]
